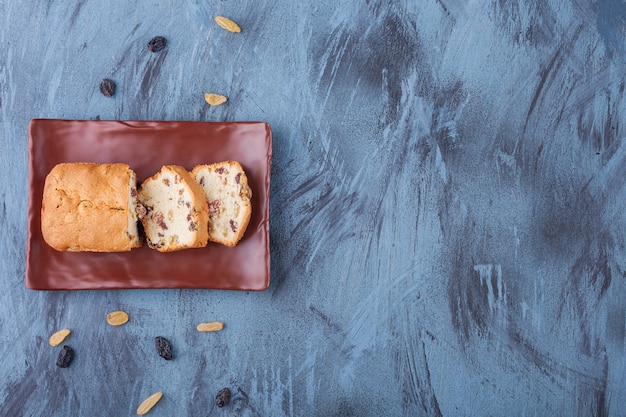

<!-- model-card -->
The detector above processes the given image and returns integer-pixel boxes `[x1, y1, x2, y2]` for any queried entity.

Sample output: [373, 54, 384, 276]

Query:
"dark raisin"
[153, 212, 168, 230]
[189, 221, 198, 232]
[235, 173, 241, 184]
[215, 388, 231, 407]
[99, 78, 115, 97]
[147, 238, 163, 249]
[215, 167, 226, 175]
[209, 200, 220, 215]
[155, 336, 173, 360]
[229, 219, 237, 233]
[147, 36, 167, 52]
[163, 178, 171, 186]
[136, 203, 147, 220]
[56, 345, 74, 368]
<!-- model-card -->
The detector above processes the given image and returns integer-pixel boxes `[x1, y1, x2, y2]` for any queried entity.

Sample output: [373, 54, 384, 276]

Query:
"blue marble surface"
[1, 0, 626, 415]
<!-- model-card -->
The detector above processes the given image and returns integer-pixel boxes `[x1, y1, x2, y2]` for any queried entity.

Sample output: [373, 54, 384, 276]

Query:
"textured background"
[1, 0, 626, 416]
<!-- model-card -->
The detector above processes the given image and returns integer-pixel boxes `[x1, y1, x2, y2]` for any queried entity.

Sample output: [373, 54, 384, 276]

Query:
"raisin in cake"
[41, 162, 142, 252]
[137, 165, 209, 252]
[191, 161, 252, 247]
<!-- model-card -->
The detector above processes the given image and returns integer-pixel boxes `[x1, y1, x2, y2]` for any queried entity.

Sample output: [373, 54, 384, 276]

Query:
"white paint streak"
[514, 225, 520, 261]
[496, 149, 517, 174]
[474, 264, 507, 315]
[533, 275, 543, 331]
[521, 274, 543, 332]
[299, 340, 318, 405]
[435, 144, 448, 183]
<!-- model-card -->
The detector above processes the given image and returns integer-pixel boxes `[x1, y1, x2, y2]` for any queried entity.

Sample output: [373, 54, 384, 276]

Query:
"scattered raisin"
[155, 336, 173, 360]
[163, 178, 171, 186]
[215, 167, 226, 175]
[99, 79, 115, 97]
[147, 36, 167, 52]
[215, 388, 230, 407]
[229, 219, 238, 233]
[56, 345, 74, 368]
[235, 173, 241, 184]
[189, 221, 198, 232]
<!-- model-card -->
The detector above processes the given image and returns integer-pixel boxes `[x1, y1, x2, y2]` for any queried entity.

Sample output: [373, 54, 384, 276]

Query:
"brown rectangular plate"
[27, 119, 271, 290]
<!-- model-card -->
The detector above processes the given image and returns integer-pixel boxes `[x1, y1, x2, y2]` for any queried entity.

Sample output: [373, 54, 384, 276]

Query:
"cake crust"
[41, 162, 141, 252]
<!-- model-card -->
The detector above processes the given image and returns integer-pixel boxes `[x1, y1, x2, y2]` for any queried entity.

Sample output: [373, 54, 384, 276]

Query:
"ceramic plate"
[26, 119, 271, 290]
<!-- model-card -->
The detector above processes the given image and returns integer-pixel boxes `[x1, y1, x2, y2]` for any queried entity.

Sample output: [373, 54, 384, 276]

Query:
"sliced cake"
[191, 161, 252, 247]
[137, 165, 209, 252]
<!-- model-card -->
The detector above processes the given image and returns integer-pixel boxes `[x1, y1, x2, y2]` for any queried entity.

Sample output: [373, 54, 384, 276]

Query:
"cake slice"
[137, 165, 209, 252]
[191, 161, 252, 247]
[41, 162, 142, 252]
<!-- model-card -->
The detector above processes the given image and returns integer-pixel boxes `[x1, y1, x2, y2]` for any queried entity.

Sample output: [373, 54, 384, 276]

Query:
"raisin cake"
[191, 161, 252, 247]
[137, 165, 209, 252]
[41, 162, 142, 252]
